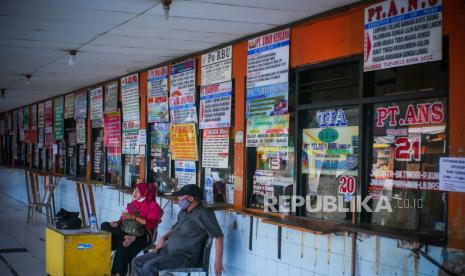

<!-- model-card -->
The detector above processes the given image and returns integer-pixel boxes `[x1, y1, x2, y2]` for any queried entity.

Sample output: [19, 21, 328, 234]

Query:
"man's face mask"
[178, 198, 191, 210]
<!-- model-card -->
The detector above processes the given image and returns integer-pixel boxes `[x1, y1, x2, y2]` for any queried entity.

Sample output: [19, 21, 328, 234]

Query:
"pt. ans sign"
[376, 101, 444, 127]
[364, 0, 442, 71]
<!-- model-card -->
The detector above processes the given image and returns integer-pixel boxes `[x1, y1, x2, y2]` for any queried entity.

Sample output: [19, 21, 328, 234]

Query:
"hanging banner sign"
[199, 81, 232, 129]
[74, 91, 87, 119]
[122, 120, 140, 155]
[363, 0, 442, 71]
[121, 73, 140, 122]
[138, 129, 146, 146]
[170, 59, 196, 97]
[175, 160, 197, 188]
[104, 111, 121, 147]
[45, 127, 53, 148]
[169, 94, 197, 124]
[38, 127, 44, 148]
[54, 96, 64, 140]
[23, 107, 29, 131]
[90, 87, 103, 124]
[147, 66, 169, 123]
[246, 114, 289, 147]
[18, 108, 23, 130]
[31, 104, 37, 127]
[76, 119, 86, 144]
[246, 83, 288, 118]
[246, 29, 289, 118]
[169, 59, 197, 124]
[150, 123, 170, 147]
[38, 103, 45, 128]
[202, 128, 230, 169]
[105, 82, 118, 113]
[44, 100, 53, 128]
[64, 93, 75, 119]
[12, 110, 18, 130]
[201, 45, 232, 86]
[170, 123, 198, 160]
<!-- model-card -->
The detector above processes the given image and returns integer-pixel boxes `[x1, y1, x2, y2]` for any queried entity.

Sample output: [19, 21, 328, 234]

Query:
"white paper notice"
[439, 157, 465, 192]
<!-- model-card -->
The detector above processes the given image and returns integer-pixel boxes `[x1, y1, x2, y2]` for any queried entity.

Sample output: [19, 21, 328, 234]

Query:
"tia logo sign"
[316, 109, 348, 128]
[376, 102, 444, 127]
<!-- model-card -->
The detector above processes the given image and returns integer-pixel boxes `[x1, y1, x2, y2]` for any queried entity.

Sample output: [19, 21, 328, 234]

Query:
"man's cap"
[172, 184, 202, 200]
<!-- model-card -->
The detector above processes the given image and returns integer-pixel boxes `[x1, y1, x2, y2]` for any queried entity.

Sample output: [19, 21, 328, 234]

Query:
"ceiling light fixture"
[25, 74, 32, 84]
[162, 0, 172, 21]
[68, 50, 77, 66]
[1, 89, 5, 99]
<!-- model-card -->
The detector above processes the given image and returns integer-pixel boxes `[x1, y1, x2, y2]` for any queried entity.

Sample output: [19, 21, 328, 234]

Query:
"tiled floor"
[0, 192, 48, 276]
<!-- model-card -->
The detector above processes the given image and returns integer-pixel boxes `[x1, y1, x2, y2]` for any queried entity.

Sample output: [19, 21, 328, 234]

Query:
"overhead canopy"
[0, 0, 358, 112]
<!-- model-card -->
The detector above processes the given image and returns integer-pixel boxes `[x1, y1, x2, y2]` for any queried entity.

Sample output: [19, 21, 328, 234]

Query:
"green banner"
[54, 96, 64, 140]
[23, 107, 29, 130]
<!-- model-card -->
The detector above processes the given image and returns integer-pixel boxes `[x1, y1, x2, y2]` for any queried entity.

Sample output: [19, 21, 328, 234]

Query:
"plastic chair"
[159, 238, 213, 276]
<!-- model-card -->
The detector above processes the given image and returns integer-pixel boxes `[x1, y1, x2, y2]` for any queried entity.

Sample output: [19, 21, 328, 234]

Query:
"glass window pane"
[298, 61, 359, 104]
[301, 106, 359, 221]
[369, 98, 447, 231]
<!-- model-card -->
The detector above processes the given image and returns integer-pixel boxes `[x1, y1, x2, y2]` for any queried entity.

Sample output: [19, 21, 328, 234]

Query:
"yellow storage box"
[46, 226, 111, 276]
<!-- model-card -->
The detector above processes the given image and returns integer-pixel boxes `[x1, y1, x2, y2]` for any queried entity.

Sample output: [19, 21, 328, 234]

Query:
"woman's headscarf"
[135, 182, 156, 203]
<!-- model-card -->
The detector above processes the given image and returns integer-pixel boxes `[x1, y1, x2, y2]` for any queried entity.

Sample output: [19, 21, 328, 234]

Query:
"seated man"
[131, 184, 224, 276]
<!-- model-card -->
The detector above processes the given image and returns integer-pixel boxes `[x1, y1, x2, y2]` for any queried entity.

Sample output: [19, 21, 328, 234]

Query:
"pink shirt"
[121, 199, 163, 232]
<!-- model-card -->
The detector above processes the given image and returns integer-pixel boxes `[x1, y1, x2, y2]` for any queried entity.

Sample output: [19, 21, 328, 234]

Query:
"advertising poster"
[104, 111, 121, 148]
[121, 74, 140, 122]
[201, 45, 232, 86]
[170, 123, 198, 161]
[175, 160, 196, 188]
[53, 96, 64, 140]
[90, 87, 103, 126]
[246, 114, 289, 147]
[169, 94, 197, 124]
[199, 81, 232, 129]
[44, 127, 53, 148]
[23, 107, 29, 131]
[170, 59, 197, 124]
[370, 99, 446, 193]
[246, 29, 289, 117]
[122, 120, 140, 155]
[105, 82, 118, 113]
[38, 103, 45, 128]
[150, 123, 170, 147]
[44, 100, 53, 128]
[64, 93, 75, 119]
[170, 59, 196, 97]
[151, 147, 169, 174]
[364, 0, 442, 71]
[18, 108, 23, 130]
[202, 128, 229, 169]
[74, 91, 87, 119]
[439, 157, 465, 192]
[76, 119, 86, 144]
[147, 66, 169, 123]
[31, 104, 37, 127]
[38, 127, 44, 148]
[302, 126, 359, 176]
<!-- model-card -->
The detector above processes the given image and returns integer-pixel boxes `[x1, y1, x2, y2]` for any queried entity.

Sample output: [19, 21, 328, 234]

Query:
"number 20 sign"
[338, 176, 356, 195]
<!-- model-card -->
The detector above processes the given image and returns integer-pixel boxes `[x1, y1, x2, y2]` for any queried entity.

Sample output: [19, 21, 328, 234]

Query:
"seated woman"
[101, 182, 162, 276]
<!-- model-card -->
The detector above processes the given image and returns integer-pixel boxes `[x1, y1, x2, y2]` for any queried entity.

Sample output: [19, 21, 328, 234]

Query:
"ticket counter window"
[300, 106, 359, 221]
[369, 98, 447, 231]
